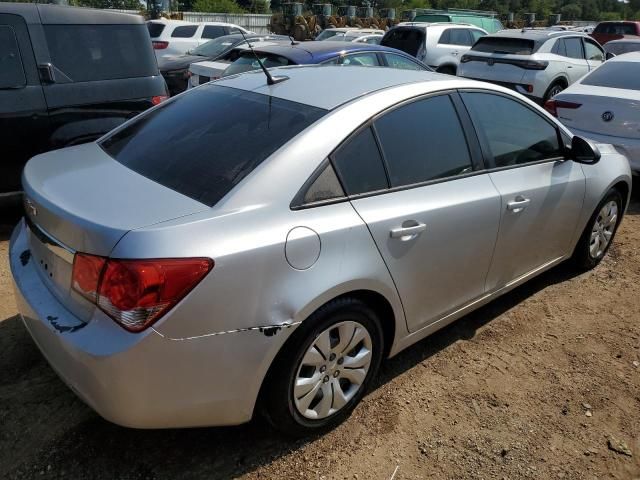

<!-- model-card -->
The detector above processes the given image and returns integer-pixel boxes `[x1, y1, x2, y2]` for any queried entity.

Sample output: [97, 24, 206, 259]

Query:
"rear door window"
[471, 37, 536, 54]
[171, 25, 198, 38]
[202, 25, 226, 39]
[381, 28, 425, 56]
[0, 25, 26, 89]
[551, 38, 567, 56]
[583, 38, 604, 61]
[100, 85, 327, 207]
[146, 22, 166, 38]
[44, 25, 158, 82]
[374, 95, 473, 187]
[448, 28, 473, 46]
[563, 37, 584, 59]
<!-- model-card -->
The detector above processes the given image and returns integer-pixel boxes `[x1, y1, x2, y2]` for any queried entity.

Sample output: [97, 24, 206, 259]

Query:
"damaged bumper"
[9, 220, 297, 428]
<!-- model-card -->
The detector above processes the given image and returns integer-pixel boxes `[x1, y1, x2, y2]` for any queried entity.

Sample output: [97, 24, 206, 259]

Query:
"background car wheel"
[436, 65, 456, 76]
[572, 189, 623, 270]
[262, 297, 383, 437]
[544, 82, 565, 102]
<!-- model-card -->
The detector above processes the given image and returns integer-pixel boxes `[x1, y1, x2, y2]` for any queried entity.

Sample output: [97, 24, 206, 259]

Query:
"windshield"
[223, 52, 292, 77]
[191, 36, 239, 57]
[471, 37, 537, 55]
[100, 85, 327, 207]
[581, 61, 640, 90]
[316, 29, 342, 41]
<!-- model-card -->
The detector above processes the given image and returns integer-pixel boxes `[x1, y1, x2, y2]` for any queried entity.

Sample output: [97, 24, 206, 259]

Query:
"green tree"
[192, 0, 244, 11]
[560, 2, 581, 19]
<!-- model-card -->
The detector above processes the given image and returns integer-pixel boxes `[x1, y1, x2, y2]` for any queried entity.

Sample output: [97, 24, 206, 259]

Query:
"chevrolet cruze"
[10, 66, 632, 436]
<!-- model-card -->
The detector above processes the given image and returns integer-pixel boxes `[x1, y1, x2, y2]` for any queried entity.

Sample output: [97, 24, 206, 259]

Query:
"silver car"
[10, 66, 632, 436]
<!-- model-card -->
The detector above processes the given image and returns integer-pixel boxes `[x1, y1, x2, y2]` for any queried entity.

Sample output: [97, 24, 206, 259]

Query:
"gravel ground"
[0, 186, 638, 480]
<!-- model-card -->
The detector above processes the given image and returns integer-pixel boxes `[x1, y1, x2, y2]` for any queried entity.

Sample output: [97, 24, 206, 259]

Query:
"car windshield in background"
[191, 37, 238, 57]
[147, 22, 165, 38]
[100, 85, 327, 207]
[44, 25, 157, 82]
[382, 28, 425, 56]
[594, 23, 637, 35]
[606, 42, 640, 55]
[224, 52, 292, 76]
[471, 37, 537, 55]
[315, 29, 341, 41]
[581, 61, 640, 90]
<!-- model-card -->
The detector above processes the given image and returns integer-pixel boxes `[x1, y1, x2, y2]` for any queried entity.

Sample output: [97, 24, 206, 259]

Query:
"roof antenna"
[238, 30, 288, 85]
[288, 35, 299, 45]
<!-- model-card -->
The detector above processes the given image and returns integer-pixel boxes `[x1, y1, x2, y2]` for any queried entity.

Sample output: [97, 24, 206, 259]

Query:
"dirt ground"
[0, 187, 639, 480]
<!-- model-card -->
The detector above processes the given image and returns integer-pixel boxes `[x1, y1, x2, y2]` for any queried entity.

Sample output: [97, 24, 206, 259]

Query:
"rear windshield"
[581, 62, 640, 90]
[381, 28, 425, 56]
[44, 25, 157, 82]
[147, 22, 165, 38]
[223, 52, 292, 76]
[471, 37, 537, 55]
[605, 41, 640, 55]
[191, 36, 239, 57]
[100, 85, 327, 207]
[594, 22, 637, 35]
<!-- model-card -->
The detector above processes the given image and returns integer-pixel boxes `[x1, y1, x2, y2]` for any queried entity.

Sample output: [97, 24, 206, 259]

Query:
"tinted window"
[0, 25, 25, 89]
[584, 39, 603, 61]
[147, 22, 166, 38]
[341, 52, 379, 66]
[595, 22, 637, 35]
[551, 38, 566, 56]
[332, 127, 388, 195]
[564, 37, 583, 59]
[202, 25, 226, 39]
[171, 25, 198, 38]
[223, 52, 291, 76]
[191, 36, 239, 57]
[449, 28, 472, 46]
[302, 163, 345, 204]
[374, 95, 473, 187]
[383, 53, 423, 70]
[470, 29, 485, 42]
[461, 92, 562, 168]
[381, 28, 425, 56]
[100, 85, 326, 207]
[472, 37, 536, 54]
[44, 25, 157, 82]
[438, 29, 450, 44]
[581, 61, 640, 90]
[606, 41, 640, 55]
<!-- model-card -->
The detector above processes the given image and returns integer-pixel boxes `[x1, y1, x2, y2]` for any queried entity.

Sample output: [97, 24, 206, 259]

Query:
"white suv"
[380, 22, 488, 74]
[147, 19, 252, 67]
[458, 29, 605, 103]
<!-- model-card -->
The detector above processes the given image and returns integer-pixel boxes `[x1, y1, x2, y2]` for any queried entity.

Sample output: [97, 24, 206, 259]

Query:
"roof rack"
[412, 8, 498, 17]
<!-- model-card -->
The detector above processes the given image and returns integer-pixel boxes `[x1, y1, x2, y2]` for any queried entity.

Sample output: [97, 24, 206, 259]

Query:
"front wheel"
[262, 298, 383, 437]
[572, 189, 623, 270]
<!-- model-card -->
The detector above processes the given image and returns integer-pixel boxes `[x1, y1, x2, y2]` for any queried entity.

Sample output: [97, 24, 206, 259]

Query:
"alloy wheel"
[589, 200, 618, 259]
[293, 321, 373, 420]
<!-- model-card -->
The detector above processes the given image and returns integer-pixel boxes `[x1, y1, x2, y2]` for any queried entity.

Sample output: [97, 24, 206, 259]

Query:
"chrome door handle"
[390, 222, 427, 239]
[507, 196, 531, 212]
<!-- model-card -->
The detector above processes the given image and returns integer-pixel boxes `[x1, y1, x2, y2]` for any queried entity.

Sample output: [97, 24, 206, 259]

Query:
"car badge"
[25, 198, 37, 217]
[601, 111, 614, 122]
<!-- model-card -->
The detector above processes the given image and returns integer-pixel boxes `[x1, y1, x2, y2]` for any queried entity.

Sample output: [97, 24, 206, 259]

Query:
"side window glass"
[449, 28, 472, 46]
[301, 163, 345, 204]
[0, 25, 26, 89]
[340, 52, 379, 66]
[384, 53, 422, 70]
[171, 25, 198, 38]
[438, 29, 450, 44]
[332, 127, 388, 195]
[202, 25, 226, 39]
[584, 39, 603, 61]
[564, 37, 584, 59]
[374, 95, 473, 187]
[470, 29, 485, 43]
[461, 92, 562, 168]
[551, 39, 566, 56]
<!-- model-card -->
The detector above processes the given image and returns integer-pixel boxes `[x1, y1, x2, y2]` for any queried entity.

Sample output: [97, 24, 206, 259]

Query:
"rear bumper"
[569, 127, 640, 173]
[461, 76, 541, 102]
[9, 220, 291, 428]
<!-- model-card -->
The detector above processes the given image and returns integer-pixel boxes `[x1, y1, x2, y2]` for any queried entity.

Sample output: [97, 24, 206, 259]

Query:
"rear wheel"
[436, 65, 456, 76]
[543, 82, 565, 102]
[263, 297, 383, 437]
[572, 189, 623, 270]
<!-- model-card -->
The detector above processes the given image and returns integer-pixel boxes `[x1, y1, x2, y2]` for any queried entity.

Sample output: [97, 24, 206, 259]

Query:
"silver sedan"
[10, 66, 632, 436]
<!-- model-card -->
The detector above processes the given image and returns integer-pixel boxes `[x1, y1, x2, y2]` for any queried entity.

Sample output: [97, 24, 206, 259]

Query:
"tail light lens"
[152, 41, 169, 49]
[152, 95, 169, 105]
[72, 255, 213, 332]
[544, 99, 582, 117]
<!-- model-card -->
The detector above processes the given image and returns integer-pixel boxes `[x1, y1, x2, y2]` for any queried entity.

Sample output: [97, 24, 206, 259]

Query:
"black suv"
[0, 3, 167, 201]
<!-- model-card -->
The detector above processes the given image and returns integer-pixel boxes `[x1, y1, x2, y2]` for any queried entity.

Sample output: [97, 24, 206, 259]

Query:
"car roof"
[608, 51, 640, 62]
[489, 29, 588, 40]
[214, 65, 485, 110]
[237, 41, 408, 63]
[606, 36, 640, 44]
[0, 2, 144, 24]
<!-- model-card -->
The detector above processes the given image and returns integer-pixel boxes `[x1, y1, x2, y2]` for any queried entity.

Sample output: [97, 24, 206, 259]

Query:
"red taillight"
[152, 95, 169, 105]
[544, 99, 582, 117]
[72, 255, 213, 332]
[152, 41, 169, 50]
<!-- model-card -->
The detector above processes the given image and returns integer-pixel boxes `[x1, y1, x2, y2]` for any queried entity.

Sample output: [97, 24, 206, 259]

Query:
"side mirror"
[605, 51, 616, 60]
[569, 135, 601, 164]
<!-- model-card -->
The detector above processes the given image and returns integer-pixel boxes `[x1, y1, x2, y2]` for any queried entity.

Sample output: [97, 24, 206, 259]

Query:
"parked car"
[160, 34, 289, 95]
[413, 9, 503, 33]
[0, 3, 167, 201]
[458, 30, 605, 103]
[10, 65, 631, 436]
[315, 27, 384, 41]
[544, 52, 640, 174]
[147, 18, 252, 67]
[352, 34, 383, 45]
[188, 41, 432, 88]
[604, 37, 640, 57]
[318, 30, 385, 42]
[380, 23, 488, 74]
[590, 21, 640, 45]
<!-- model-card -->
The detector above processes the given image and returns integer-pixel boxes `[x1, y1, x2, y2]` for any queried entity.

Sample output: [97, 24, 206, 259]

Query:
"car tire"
[437, 65, 456, 76]
[262, 297, 384, 437]
[571, 188, 623, 270]
[543, 82, 565, 102]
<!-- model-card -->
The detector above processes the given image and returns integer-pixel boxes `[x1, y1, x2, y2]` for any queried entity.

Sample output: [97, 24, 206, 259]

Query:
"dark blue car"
[221, 41, 433, 77]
